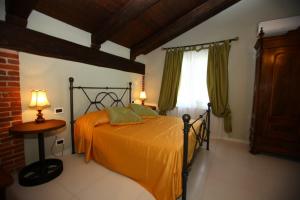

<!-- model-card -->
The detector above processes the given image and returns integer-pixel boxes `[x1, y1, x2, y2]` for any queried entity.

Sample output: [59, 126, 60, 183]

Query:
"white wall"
[0, 2, 142, 163]
[137, 0, 300, 141]
[258, 15, 300, 36]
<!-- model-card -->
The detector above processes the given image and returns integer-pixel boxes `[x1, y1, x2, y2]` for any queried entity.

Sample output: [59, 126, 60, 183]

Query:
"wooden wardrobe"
[250, 27, 300, 158]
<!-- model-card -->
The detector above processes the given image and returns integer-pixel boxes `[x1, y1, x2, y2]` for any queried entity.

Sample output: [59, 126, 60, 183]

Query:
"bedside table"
[9, 119, 66, 186]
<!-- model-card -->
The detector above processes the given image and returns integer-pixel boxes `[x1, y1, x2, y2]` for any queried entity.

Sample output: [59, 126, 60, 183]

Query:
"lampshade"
[29, 90, 50, 109]
[139, 91, 147, 100]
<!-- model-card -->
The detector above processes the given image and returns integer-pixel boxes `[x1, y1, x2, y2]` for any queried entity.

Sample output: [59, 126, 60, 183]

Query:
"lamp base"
[35, 110, 45, 123]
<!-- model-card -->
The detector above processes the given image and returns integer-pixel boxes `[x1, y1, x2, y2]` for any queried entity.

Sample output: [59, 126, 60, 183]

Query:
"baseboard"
[211, 136, 249, 144]
[63, 148, 72, 155]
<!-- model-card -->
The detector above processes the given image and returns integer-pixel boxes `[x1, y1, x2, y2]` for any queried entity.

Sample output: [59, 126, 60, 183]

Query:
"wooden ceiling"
[5, 0, 240, 59]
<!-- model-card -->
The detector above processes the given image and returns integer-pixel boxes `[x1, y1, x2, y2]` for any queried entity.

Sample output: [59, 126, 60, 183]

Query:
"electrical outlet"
[54, 107, 64, 114]
[56, 138, 64, 145]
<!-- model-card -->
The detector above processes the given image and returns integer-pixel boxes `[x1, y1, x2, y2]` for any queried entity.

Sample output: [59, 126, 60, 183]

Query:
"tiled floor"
[7, 139, 300, 200]
[198, 140, 300, 200]
[7, 154, 154, 200]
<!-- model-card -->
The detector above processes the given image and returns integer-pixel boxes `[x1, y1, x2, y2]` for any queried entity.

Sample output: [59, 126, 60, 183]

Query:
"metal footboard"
[181, 103, 211, 200]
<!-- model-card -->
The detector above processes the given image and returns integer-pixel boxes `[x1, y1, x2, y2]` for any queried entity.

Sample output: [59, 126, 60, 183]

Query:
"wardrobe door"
[261, 46, 300, 155]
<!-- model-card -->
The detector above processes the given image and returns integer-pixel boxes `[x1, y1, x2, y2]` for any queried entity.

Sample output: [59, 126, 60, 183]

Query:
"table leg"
[18, 132, 63, 186]
[38, 133, 45, 161]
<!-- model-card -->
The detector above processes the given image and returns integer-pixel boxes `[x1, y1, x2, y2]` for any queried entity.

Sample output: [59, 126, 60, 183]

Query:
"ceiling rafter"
[130, 0, 240, 59]
[5, 0, 39, 26]
[91, 0, 159, 49]
[0, 21, 145, 74]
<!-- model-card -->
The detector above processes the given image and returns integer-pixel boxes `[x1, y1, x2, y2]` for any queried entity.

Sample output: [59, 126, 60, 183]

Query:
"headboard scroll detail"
[68, 77, 132, 153]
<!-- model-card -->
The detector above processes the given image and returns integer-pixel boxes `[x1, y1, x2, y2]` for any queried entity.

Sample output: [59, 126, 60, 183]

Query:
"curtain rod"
[162, 37, 239, 50]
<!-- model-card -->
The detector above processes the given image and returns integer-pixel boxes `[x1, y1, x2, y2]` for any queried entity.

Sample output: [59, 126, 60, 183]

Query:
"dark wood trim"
[0, 21, 145, 74]
[5, 0, 39, 26]
[91, 0, 159, 48]
[130, 0, 240, 59]
[5, 14, 28, 27]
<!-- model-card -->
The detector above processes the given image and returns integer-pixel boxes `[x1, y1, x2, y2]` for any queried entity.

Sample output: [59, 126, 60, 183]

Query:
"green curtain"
[207, 41, 232, 132]
[158, 48, 184, 115]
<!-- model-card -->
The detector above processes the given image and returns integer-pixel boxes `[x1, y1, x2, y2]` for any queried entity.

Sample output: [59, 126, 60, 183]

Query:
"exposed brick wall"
[0, 48, 25, 172]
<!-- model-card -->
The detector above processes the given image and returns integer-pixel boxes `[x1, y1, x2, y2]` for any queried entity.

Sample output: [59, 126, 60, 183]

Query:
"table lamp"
[29, 90, 50, 123]
[139, 91, 147, 105]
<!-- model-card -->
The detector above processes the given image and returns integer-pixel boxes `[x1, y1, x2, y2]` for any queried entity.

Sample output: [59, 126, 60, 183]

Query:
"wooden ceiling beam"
[91, 0, 159, 49]
[0, 21, 145, 74]
[130, 0, 240, 59]
[5, 0, 39, 26]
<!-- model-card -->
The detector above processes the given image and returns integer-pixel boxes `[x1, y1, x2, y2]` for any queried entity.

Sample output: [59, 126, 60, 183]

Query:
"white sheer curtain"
[168, 49, 209, 119]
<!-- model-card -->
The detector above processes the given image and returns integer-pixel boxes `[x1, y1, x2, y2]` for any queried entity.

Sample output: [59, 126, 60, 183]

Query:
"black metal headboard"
[69, 77, 132, 154]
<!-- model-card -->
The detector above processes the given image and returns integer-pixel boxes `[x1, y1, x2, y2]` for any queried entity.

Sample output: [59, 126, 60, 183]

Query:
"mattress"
[75, 114, 199, 200]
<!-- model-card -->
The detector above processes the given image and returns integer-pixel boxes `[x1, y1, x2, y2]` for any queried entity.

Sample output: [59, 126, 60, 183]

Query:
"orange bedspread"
[75, 115, 198, 200]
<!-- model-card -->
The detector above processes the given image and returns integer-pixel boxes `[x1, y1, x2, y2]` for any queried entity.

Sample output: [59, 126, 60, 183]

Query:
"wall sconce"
[139, 91, 147, 105]
[29, 90, 50, 123]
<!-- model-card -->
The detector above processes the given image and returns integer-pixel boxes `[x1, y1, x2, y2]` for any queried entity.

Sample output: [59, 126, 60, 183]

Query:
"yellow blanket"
[75, 115, 198, 200]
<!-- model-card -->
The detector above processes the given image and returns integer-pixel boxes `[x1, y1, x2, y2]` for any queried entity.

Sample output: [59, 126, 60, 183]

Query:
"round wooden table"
[10, 119, 66, 186]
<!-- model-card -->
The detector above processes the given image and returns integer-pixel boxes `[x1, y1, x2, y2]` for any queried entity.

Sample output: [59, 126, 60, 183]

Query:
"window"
[169, 49, 209, 118]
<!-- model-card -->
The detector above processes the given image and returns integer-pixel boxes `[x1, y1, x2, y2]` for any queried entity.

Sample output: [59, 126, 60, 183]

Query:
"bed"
[68, 77, 211, 200]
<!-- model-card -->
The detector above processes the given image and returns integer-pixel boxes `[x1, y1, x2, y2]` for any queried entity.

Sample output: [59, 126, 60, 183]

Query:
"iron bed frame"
[68, 77, 211, 200]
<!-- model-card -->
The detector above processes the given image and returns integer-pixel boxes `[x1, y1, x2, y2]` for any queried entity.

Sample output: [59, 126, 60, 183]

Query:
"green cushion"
[129, 104, 158, 117]
[106, 107, 143, 125]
